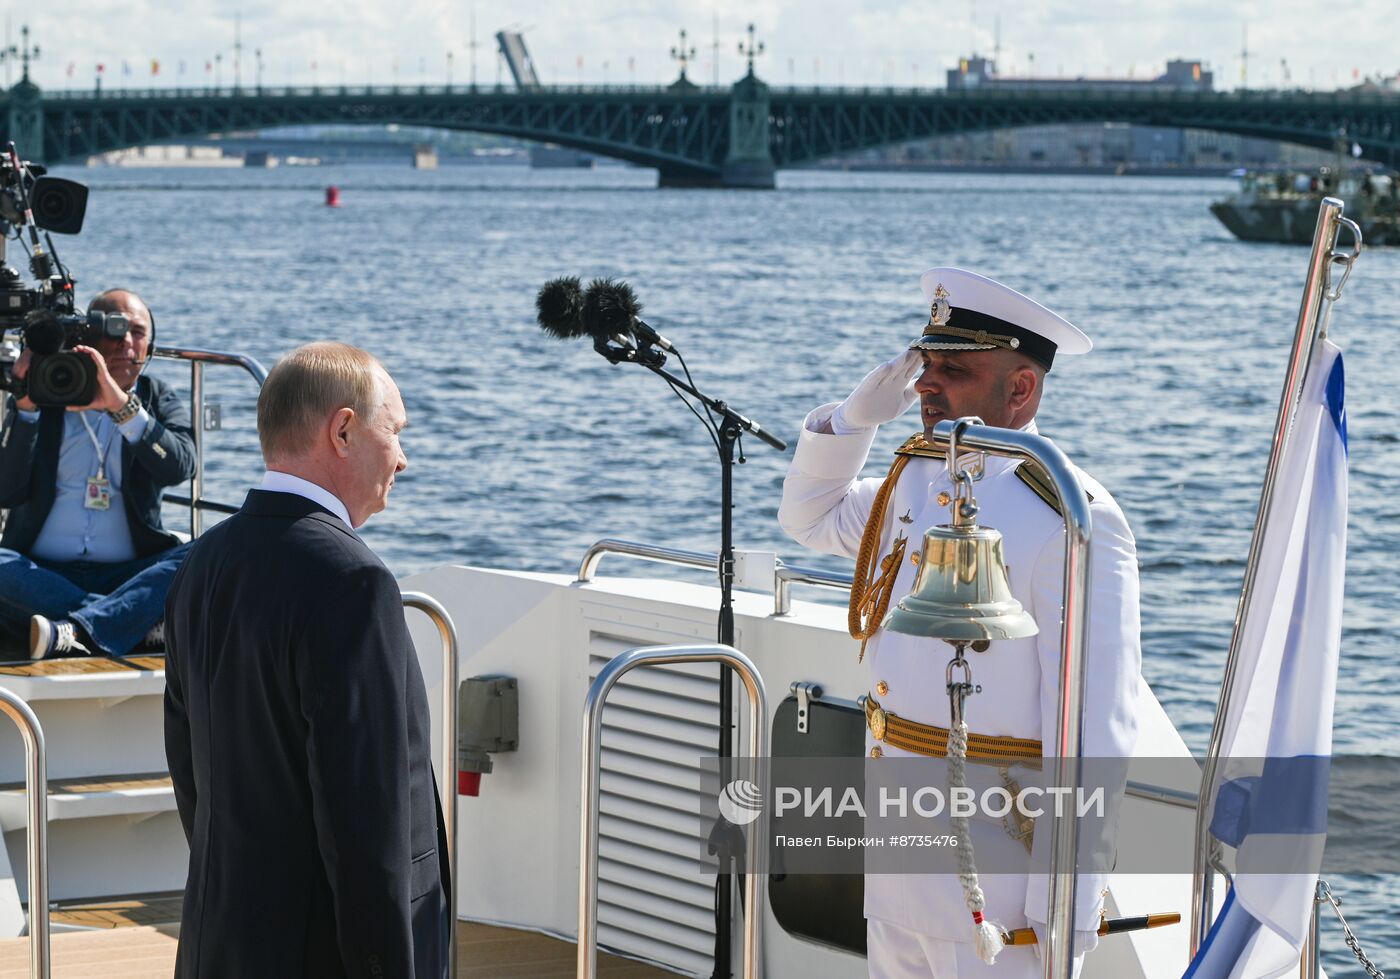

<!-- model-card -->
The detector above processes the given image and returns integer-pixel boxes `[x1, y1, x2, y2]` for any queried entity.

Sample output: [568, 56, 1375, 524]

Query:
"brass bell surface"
[882, 522, 1039, 642]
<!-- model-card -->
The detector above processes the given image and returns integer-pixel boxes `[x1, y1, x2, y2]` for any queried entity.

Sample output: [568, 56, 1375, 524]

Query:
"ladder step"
[0, 656, 165, 677]
[0, 772, 174, 830]
[48, 890, 184, 929]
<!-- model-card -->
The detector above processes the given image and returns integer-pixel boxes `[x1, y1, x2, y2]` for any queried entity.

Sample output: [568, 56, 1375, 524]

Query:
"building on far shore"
[891, 55, 1332, 170]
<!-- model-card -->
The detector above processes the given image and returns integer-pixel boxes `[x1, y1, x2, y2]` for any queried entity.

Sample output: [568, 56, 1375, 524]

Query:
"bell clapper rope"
[947, 642, 1003, 963]
[945, 426, 1004, 963]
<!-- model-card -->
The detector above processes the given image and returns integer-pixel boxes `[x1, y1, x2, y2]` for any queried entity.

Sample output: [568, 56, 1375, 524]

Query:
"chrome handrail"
[773, 563, 851, 614]
[1303, 880, 1323, 979]
[152, 345, 268, 537]
[578, 644, 767, 979]
[0, 689, 49, 979]
[1125, 780, 1199, 811]
[1189, 198, 1355, 952]
[400, 592, 459, 979]
[576, 539, 714, 581]
[576, 538, 853, 616]
[926, 419, 1093, 979]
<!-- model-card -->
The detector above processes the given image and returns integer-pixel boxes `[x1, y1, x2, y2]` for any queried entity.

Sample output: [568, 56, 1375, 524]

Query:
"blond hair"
[257, 342, 384, 461]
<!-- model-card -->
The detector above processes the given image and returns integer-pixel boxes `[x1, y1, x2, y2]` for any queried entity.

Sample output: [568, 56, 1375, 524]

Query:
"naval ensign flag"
[1185, 339, 1347, 979]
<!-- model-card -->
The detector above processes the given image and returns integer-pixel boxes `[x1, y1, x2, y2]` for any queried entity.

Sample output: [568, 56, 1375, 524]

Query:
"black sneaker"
[142, 621, 166, 651]
[29, 615, 92, 661]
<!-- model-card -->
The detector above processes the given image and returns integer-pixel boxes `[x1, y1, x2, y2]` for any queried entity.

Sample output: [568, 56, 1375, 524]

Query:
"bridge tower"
[662, 22, 775, 189]
[718, 68, 776, 188]
[5, 27, 44, 163]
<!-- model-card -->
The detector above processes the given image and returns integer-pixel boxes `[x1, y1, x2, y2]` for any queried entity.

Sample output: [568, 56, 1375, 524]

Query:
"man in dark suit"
[164, 341, 450, 978]
[0, 289, 196, 659]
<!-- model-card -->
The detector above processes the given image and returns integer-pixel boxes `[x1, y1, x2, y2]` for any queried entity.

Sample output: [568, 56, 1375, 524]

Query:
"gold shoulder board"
[1013, 460, 1093, 516]
[893, 433, 946, 460]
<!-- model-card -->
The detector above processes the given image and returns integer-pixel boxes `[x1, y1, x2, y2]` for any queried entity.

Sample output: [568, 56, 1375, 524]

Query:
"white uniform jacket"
[777, 405, 1142, 944]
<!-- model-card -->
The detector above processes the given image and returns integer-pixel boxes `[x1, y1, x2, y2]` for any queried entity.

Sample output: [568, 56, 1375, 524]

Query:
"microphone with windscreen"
[580, 279, 675, 357]
[535, 276, 587, 339]
[534, 275, 660, 366]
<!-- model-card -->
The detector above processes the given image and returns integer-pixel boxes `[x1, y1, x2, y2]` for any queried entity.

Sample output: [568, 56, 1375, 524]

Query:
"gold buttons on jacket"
[870, 746, 884, 758]
[875, 680, 890, 697]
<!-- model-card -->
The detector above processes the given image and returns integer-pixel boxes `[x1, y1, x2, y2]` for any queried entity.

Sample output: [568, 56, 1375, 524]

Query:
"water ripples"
[47, 165, 1400, 971]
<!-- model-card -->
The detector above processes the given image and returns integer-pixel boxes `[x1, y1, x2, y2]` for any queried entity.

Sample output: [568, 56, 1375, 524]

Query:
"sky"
[11, 0, 1399, 92]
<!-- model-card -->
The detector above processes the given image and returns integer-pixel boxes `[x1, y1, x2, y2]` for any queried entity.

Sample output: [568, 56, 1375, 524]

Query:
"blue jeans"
[0, 542, 193, 657]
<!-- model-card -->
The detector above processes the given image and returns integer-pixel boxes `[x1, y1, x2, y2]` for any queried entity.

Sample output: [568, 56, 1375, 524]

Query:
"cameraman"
[0, 288, 196, 660]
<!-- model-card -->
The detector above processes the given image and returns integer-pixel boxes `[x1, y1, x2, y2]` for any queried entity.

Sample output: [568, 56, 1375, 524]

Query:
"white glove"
[1027, 918, 1100, 959]
[829, 350, 922, 434]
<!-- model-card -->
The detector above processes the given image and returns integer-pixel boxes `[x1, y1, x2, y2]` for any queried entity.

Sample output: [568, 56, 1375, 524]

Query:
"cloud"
[19, 0, 1397, 90]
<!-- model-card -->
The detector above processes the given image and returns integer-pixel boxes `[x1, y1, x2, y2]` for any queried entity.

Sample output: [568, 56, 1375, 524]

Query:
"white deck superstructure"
[0, 552, 1311, 977]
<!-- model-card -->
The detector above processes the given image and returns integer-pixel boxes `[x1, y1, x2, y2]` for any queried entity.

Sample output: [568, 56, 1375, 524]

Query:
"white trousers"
[867, 919, 1084, 979]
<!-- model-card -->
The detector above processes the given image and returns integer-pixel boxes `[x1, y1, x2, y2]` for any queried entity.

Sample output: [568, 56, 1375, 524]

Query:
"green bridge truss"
[6, 73, 1398, 188]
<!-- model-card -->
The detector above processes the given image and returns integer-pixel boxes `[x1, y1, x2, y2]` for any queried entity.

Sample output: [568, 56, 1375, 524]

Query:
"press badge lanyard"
[78, 413, 119, 511]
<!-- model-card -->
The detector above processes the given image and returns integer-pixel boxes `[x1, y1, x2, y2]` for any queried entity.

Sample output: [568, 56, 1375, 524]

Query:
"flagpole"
[1188, 198, 1359, 952]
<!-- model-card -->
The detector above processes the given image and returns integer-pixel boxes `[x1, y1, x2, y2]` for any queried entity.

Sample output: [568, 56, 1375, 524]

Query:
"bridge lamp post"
[738, 23, 764, 77]
[255, 49, 263, 92]
[446, 50, 453, 88]
[670, 28, 696, 83]
[215, 52, 222, 92]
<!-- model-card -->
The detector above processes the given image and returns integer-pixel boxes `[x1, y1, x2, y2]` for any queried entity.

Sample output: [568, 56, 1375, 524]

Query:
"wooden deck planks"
[0, 773, 173, 795]
[0, 655, 164, 676]
[0, 920, 680, 978]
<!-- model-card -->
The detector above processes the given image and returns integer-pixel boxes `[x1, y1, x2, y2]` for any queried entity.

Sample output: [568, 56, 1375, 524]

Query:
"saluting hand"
[830, 349, 922, 432]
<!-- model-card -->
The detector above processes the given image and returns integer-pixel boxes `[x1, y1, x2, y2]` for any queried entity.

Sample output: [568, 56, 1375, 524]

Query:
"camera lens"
[30, 352, 96, 406]
[30, 177, 90, 236]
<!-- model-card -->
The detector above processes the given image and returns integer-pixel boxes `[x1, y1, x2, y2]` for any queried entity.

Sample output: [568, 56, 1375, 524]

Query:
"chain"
[1318, 880, 1387, 979]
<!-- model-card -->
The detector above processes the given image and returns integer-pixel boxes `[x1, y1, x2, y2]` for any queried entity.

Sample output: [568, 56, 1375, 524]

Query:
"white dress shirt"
[28, 408, 154, 564]
[259, 471, 353, 530]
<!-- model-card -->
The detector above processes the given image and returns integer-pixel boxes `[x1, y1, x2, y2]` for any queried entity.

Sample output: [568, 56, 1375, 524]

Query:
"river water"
[44, 163, 1399, 974]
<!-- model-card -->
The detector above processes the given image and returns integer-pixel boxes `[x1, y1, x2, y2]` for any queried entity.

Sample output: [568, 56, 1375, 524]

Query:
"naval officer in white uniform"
[778, 268, 1142, 978]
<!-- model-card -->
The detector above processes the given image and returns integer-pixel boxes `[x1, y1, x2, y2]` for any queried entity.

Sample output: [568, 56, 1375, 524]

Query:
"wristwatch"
[107, 392, 142, 425]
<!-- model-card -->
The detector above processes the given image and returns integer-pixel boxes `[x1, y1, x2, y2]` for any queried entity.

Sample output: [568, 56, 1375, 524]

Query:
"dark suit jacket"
[164, 490, 450, 979]
[0, 374, 196, 558]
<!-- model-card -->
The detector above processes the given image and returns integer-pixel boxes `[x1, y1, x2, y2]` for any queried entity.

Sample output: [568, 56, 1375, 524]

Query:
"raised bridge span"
[6, 72, 1397, 188]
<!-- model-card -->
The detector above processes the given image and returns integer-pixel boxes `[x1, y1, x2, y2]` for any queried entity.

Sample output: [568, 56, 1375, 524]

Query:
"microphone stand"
[595, 337, 785, 979]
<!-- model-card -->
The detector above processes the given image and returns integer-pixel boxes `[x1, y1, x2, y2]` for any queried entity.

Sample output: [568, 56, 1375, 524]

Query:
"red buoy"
[325, 185, 341, 207]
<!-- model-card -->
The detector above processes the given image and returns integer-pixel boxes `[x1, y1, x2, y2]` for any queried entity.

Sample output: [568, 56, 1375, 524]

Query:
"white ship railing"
[575, 538, 866, 614]
[0, 689, 49, 979]
[578, 644, 768, 979]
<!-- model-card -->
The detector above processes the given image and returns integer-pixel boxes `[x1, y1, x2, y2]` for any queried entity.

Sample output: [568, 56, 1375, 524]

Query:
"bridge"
[6, 72, 1398, 188]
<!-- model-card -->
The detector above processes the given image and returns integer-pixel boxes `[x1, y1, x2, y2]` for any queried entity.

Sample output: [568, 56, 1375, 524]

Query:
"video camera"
[0, 142, 98, 407]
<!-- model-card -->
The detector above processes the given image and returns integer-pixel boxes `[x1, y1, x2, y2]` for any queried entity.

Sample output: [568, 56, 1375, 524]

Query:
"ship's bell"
[882, 521, 1039, 642]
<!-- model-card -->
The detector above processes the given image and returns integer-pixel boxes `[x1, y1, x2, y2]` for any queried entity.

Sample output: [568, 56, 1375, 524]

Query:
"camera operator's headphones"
[86, 288, 156, 371]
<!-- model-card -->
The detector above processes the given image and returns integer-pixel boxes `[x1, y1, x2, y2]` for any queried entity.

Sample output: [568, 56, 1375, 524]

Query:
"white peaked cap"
[912, 267, 1092, 370]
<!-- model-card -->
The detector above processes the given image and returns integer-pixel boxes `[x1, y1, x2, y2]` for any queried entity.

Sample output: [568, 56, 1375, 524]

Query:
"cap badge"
[928, 284, 952, 328]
